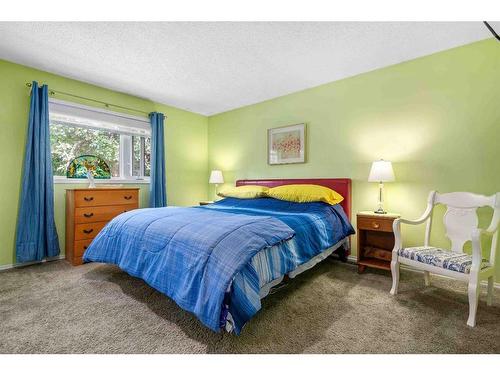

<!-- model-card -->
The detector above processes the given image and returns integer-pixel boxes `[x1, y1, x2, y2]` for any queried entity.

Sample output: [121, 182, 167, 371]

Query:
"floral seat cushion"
[398, 246, 490, 274]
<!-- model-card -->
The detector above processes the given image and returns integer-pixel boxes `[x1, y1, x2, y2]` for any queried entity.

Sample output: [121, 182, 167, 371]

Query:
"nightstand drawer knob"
[83, 229, 94, 234]
[83, 213, 94, 218]
[372, 222, 380, 229]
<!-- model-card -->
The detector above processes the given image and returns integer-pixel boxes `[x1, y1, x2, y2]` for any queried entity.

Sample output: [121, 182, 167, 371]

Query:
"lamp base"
[373, 182, 387, 214]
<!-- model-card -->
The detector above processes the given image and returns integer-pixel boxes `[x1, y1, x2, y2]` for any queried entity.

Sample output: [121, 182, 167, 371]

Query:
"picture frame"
[268, 123, 306, 165]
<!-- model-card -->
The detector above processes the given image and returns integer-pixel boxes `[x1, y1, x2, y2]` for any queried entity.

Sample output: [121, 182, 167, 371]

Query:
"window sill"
[53, 177, 150, 185]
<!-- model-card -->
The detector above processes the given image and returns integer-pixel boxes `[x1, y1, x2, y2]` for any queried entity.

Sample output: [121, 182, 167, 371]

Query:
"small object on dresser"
[65, 188, 139, 266]
[356, 211, 400, 273]
[86, 170, 96, 188]
[199, 200, 214, 206]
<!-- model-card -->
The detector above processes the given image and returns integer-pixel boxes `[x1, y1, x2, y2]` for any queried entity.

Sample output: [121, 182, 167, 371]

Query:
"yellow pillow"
[218, 185, 269, 199]
[266, 184, 344, 205]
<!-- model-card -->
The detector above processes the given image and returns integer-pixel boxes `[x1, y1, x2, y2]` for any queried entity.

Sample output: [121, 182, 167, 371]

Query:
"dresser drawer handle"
[372, 222, 380, 229]
[83, 213, 94, 218]
[83, 229, 94, 234]
[84, 196, 94, 202]
[124, 195, 132, 200]
[83, 246, 88, 250]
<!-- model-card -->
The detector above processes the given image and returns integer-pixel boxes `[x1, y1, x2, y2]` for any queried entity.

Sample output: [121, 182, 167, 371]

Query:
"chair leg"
[390, 259, 400, 295]
[424, 271, 431, 287]
[487, 277, 494, 306]
[467, 279, 481, 327]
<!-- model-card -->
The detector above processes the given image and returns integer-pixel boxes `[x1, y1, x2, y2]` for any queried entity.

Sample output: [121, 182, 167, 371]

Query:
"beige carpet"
[0, 258, 499, 354]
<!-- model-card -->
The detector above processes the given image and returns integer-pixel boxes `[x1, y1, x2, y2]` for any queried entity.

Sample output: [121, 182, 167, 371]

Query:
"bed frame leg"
[335, 243, 349, 263]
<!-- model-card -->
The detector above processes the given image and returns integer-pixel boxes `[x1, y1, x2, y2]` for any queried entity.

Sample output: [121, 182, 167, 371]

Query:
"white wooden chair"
[390, 191, 500, 327]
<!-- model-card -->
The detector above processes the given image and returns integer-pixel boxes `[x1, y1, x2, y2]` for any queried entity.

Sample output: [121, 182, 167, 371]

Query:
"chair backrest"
[429, 192, 500, 256]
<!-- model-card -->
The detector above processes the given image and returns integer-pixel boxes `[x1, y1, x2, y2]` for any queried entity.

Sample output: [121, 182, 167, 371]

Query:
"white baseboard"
[345, 255, 500, 289]
[0, 255, 66, 272]
[346, 255, 358, 264]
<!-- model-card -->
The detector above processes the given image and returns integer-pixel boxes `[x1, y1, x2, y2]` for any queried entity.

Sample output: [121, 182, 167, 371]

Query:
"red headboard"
[235, 178, 352, 220]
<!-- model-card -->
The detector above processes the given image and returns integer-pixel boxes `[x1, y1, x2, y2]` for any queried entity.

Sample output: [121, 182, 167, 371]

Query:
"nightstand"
[356, 211, 400, 273]
[199, 200, 214, 206]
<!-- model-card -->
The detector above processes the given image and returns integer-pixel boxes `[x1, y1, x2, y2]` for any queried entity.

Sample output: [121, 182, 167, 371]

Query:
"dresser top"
[65, 187, 140, 191]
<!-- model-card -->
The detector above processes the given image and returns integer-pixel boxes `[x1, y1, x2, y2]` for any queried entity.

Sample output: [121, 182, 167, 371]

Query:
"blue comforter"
[84, 197, 354, 334]
[205, 198, 354, 333]
[83, 205, 294, 332]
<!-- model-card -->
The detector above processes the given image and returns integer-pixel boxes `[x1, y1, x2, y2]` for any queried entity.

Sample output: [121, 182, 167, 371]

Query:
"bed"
[83, 178, 354, 334]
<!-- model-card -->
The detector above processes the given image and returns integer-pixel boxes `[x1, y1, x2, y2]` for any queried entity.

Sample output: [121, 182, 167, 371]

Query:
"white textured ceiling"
[0, 22, 496, 115]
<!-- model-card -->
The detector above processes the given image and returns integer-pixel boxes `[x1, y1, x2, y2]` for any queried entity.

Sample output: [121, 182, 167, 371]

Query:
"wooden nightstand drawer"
[357, 216, 394, 232]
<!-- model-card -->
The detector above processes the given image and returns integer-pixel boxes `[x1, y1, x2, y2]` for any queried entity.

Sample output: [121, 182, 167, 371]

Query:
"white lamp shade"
[368, 160, 395, 182]
[209, 170, 224, 184]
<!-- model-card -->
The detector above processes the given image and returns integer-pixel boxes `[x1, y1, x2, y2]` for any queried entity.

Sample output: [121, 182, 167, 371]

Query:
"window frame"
[49, 99, 151, 185]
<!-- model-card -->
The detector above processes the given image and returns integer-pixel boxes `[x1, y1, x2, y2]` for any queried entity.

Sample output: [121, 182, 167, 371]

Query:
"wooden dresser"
[65, 187, 139, 265]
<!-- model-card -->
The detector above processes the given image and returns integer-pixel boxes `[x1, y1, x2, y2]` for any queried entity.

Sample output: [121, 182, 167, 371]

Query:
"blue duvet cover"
[84, 197, 354, 334]
[204, 198, 354, 333]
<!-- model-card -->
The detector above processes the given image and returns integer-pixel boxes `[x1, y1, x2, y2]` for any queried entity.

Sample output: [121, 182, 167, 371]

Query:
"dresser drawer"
[74, 190, 138, 207]
[74, 204, 136, 224]
[357, 216, 394, 232]
[74, 221, 108, 240]
[74, 239, 93, 258]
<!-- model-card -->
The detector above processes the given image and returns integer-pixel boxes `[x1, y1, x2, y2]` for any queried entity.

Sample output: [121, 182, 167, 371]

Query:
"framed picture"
[268, 123, 306, 165]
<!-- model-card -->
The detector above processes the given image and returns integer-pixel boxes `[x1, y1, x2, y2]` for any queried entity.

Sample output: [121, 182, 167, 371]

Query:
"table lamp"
[368, 159, 395, 214]
[209, 170, 224, 197]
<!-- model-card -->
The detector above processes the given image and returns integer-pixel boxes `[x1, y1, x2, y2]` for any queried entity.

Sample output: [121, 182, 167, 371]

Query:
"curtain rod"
[25, 82, 153, 117]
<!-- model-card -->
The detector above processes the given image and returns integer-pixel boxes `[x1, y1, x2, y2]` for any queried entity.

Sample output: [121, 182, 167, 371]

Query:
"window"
[132, 135, 151, 177]
[49, 99, 151, 182]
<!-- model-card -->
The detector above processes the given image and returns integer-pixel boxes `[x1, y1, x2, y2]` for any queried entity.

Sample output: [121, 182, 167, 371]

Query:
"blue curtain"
[149, 112, 167, 207]
[16, 81, 60, 263]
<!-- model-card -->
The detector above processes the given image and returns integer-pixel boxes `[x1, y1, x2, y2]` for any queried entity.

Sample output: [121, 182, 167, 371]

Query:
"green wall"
[208, 39, 500, 277]
[0, 59, 208, 267]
